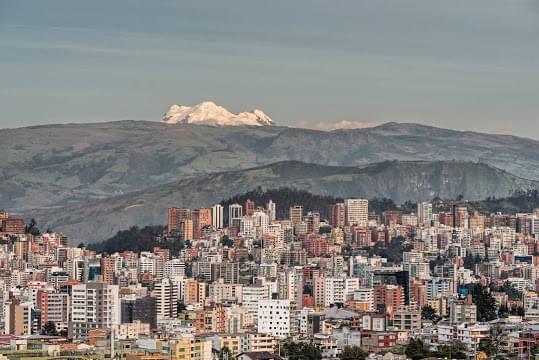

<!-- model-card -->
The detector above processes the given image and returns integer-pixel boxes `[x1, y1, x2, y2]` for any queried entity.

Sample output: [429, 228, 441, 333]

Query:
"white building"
[165, 259, 185, 278]
[154, 278, 178, 320]
[323, 277, 359, 307]
[417, 202, 433, 226]
[229, 204, 243, 227]
[241, 285, 270, 317]
[257, 299, 291, 338]
[69, 282, 120, 340]
[212, 204, 224, 229]
[345, 199, 369, 226]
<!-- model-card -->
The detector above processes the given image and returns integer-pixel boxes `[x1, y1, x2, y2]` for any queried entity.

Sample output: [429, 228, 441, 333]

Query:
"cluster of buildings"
[3, 199, 539, 359]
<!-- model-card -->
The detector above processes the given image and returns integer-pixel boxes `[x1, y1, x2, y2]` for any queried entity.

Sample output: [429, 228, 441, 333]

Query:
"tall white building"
[417, 202, 433, 226]
[229, 204, 243, 228]
[154, 278, 178, 320]
[289, 206, 303, 225]
[257, 299, 291, 338]
[267, 200, 276, 222]
[212, 204, 224, 229]
[253, 210, 270, 238]
[345, 199, 369, 226]
[69, 282, 120, 340]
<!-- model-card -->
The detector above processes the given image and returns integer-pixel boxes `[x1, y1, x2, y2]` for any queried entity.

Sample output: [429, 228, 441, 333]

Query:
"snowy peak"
[162, 101, 274, 126]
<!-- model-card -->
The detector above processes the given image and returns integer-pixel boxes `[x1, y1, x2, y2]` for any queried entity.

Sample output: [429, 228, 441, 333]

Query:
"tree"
[221, 235, 234, 247]
[281, 341, 322, 360]
[42, 321, 58, 336]
[218, 346, 234, 360]
[421, 305, 438, 322]
[470, 284, 497, 322]
[498, 303, 509, 318]
[405, 338, 431, 360]
[339, 346, 368, 360]
[437, 340, 467, 359]
[25, 218, 40, 236]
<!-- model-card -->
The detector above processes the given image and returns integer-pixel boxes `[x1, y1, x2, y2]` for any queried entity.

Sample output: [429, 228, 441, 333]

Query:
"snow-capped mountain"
[162, 101, 274, 126]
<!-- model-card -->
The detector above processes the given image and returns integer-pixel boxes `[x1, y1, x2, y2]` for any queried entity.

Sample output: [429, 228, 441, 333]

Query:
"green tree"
[405, 338, 431, 360]
[25, 218, 40, 236]
[470, 284, 497, 321]
[421, 305, 437, 321]
[437, 341, 467, 359]
[498, 303, 509, 318]
[281, 341, 322, 360]
[339, 346, 368, 360]
[218, 346, 235, 360]
[221, 235, 234, 247]
[42, 321, 58, 336]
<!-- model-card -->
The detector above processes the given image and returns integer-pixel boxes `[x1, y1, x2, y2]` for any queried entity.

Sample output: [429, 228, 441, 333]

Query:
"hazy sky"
[1, 0, 538, 137]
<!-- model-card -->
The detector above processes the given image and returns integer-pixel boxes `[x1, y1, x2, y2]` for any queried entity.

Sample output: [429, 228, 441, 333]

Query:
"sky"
[0, 0, 538, 137]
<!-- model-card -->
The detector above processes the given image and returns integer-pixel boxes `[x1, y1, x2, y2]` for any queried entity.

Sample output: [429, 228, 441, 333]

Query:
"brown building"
[167, 207, 191, 233]
[374, 285, 404, 316]
[245, 199, 256, 217]
[454, 206, 469, 228]
[382, 211, 402, 226]
[5, 301, 30, 336]
[192, 208, 212, 239]
[101, 256, 116, 285]
[1, 218, 25, 234]
[328, 203, 346, 228]
[352, 227, 372, 248]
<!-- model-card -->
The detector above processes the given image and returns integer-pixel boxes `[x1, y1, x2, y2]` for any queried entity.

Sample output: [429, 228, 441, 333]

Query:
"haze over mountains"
[3, 116, 539, 243]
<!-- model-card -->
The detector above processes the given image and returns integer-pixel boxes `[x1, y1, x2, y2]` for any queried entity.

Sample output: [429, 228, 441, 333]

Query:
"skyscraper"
[417, 202, 433, 226]
[228, 203, 243, 228]
[154, 278, 178, 320]
[212, 204, 224, 229]
[69, 282, 120, 340]
[245, 199, 256, 216]
[329, 203, 346, 228]
[167, 207, 191, 233]
[289, 205, 303, 225]
[192, 208, 212, 239]
[345, 199, 369, 226]
[267, 200, 276, 222]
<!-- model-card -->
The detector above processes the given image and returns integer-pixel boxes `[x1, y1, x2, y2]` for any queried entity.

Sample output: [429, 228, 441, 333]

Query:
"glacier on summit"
[162, 101, 273, 126]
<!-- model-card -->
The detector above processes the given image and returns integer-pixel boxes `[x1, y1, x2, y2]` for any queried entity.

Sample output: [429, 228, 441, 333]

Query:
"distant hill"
[3, 121, 539, 211]
[26, 160, 539, 244]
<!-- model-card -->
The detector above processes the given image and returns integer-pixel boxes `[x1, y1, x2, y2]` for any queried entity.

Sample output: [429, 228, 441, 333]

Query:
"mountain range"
[27, 160, 539, 244]
[3, 120, 539, 212]
[2, 118, 539, 243]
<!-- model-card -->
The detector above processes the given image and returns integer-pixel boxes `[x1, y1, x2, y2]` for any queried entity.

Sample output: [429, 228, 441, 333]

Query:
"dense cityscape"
[2, 1, 539, 359]
[2, 196, 539, 360]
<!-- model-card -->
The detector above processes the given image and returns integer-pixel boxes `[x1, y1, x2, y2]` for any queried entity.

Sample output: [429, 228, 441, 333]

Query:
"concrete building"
[345, 199, 369, 226]
[257, 299, 291, 338]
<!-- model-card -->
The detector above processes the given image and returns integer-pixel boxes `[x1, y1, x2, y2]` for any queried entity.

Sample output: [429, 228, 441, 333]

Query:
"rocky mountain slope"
[2, 121, 539, 212]
[27, 160, 539, 244]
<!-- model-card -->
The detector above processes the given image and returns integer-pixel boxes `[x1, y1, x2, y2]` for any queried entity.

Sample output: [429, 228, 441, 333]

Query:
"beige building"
[393, 305, 421, 331]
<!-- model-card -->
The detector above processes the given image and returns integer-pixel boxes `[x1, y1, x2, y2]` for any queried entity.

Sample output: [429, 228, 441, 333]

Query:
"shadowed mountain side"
[26, 160, 539, 244]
